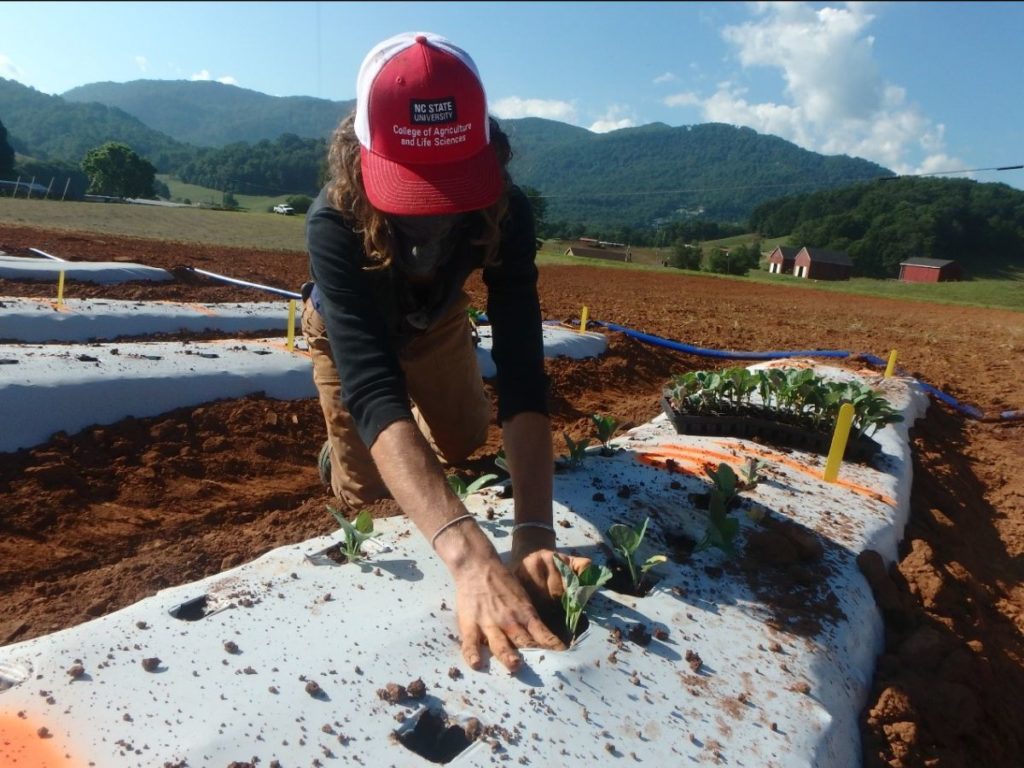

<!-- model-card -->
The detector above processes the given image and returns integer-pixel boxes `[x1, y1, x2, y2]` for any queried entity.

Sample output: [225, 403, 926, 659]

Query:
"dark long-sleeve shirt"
[306, 184, 549, 448]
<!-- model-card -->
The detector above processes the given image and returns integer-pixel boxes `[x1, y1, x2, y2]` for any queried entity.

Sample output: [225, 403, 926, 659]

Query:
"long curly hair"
[325, 114, 512, 270]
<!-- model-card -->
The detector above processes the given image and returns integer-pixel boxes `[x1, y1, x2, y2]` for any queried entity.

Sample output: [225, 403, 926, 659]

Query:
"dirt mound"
[1, 223, 1022, 766]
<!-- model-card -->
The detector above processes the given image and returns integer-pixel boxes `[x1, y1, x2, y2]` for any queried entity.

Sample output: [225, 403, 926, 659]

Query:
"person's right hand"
[450, 544, 566, 673]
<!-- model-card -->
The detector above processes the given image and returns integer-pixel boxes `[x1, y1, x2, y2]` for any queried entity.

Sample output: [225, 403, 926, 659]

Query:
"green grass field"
[1, 197, 1020, 311]
[0, 195, 307, 252]
[157, 174, 292, 214]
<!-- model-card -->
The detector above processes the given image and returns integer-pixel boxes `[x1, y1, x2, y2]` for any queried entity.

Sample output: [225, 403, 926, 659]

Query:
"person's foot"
[318, 440, 332, 489]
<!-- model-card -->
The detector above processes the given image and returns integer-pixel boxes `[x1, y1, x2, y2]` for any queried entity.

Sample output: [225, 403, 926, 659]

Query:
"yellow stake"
[823, 402, 855, 483]
[579, 305, 589, 334]
[57, 270, 65, 307]
[883, 349, 898, 378]
[287, 299, 296, 351]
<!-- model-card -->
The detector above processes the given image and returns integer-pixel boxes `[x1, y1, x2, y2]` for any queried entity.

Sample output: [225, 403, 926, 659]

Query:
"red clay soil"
[2, 224, 1023, 767]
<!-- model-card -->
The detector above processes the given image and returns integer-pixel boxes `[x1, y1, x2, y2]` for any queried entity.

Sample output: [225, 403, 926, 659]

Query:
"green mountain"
[0, 78, 192, 171]
[63, 80, 356, 148]
[5, 77, 894, 226]
[52, 79, 889, 223]
[505, 119, 891, 225]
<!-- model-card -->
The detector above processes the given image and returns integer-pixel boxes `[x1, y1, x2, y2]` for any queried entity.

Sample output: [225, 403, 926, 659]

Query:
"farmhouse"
[565, 245, 632, 263]
[899, 257, 963, 282]
[767, 246, 799, 275]
[793, 247, 853, 281]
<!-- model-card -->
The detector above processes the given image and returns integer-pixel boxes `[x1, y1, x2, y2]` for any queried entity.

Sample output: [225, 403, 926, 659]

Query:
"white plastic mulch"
[0, 256, 173, 283]
[0, 296, 291, 342]
[0, 361, 928, 768]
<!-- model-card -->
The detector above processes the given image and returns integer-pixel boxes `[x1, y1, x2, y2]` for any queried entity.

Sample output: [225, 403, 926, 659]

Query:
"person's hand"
[452, 551, 566, 673]
[508, 526, 592, 609]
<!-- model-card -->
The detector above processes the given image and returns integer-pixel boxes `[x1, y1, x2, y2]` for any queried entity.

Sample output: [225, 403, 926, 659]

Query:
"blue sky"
[3, 1, 1022, 189]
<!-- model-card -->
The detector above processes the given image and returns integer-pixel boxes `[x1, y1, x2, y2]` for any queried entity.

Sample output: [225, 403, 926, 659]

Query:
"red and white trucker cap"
[355, 32, 504, 215]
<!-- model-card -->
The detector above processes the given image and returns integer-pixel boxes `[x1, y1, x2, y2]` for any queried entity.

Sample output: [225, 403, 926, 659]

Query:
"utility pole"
[61, 178, 71, 201]
[45, 178, 54, 199]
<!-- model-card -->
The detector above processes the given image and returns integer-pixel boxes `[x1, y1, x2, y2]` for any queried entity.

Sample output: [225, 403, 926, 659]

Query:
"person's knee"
[433, 405, 489, 464]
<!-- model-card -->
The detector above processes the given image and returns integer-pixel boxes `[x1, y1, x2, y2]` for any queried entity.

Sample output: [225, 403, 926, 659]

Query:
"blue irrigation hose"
[158, 273, 1023, 424]
[593, 320, 852, 361]
[589, 319, 1022, 423]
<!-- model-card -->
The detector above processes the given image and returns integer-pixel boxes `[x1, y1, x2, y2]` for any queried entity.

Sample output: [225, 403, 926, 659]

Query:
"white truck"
[272, 203, 294, 215]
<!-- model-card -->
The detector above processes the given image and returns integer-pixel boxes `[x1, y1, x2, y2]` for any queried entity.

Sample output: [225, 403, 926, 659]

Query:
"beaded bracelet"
[429, 513, 476, 550]
[511, 521, 556, 535]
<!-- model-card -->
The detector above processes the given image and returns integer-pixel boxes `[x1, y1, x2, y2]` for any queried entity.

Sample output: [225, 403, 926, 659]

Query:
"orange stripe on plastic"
[0, 715, 78, 766]
[636, 442, 896, 507]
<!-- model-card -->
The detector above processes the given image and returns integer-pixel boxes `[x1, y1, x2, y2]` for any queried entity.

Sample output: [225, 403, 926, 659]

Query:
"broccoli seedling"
[739, 458, 767, 490]
[328, 507, 378, 562]
[494, 449, 509, 475]
[447, 473, 498, 501]
[555, 558, 612, 637]
[694, 463, 741, 555]
[561, 433, 591, 469]
[607, 517, 668, 592]
[591, 413, 619, 456]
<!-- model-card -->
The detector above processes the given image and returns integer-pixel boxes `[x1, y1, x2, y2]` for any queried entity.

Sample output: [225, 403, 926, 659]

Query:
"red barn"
[793, 247, 853, 281]
[767, 246, 799, 275]
[898, 258, 962, 282]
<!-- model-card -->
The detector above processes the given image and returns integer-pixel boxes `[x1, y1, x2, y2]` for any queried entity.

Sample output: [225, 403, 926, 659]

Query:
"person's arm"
[369, 419, 564, 671]
[484, 190, 591, 602]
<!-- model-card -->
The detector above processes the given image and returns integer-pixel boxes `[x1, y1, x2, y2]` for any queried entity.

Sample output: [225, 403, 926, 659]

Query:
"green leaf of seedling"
[465, 473, 498, 495]
[446, 475, 468, 498]
[555, 559, 612, 636]
[607, 522, 643, 558]
[572, 562, 614, 606]
[353, 508, 375, 535]
[640, 554, 668, 576]
[494, 449, 509, 475]
[328, 505, 378, 561]
[562, 433, 591, 469]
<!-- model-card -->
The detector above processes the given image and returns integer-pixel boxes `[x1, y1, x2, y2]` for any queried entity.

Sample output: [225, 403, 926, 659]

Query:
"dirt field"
[1, 223, 1023, 767]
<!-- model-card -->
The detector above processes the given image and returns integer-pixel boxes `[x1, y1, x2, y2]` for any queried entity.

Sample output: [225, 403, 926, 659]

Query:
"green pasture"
[1, 197, 1019, 311]
[156, 174, 290, 214]
[0, 195, 306, 252]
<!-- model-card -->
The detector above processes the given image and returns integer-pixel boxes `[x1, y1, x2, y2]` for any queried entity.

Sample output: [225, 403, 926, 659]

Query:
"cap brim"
[360, 145, 504, 216]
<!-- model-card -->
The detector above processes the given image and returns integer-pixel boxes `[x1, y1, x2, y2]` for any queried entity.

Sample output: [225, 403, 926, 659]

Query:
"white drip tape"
[0, 257, 174, 283]
[0, 361, 928, 768]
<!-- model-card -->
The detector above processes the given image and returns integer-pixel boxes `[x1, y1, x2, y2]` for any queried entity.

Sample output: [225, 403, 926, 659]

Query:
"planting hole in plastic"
[169, 595, 211, 621]
[396, 707, 476, 764]
[0, 661, 31, 692]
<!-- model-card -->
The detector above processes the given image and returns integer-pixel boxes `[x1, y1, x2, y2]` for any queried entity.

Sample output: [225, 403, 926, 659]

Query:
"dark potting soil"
[660, 396, 883, 462]
[398, 708, 474, 764]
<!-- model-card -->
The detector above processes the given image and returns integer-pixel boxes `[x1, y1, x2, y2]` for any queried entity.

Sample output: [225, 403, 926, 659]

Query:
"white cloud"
[663, 91, 700, 108]
[134, 55, 148, 73]
[708, 2, 957, 173]
[589, 105, 637, 133]
[653, 72, 678, 85]
[491, 96, 577, 123]
[0, 53, 22, 80]
[190, 69, 238, 86]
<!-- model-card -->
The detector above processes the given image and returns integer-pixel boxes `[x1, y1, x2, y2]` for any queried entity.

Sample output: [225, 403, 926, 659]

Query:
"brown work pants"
[302, 292, 491, 510]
